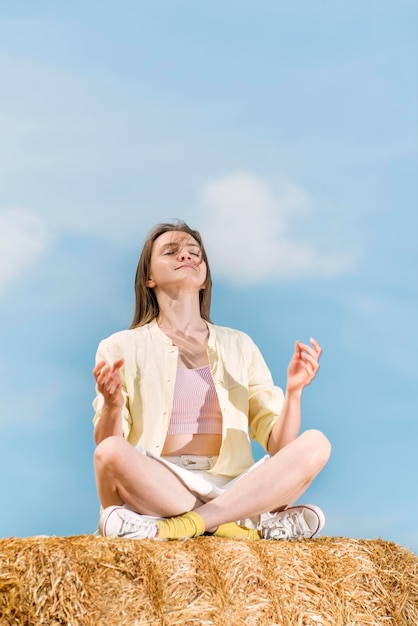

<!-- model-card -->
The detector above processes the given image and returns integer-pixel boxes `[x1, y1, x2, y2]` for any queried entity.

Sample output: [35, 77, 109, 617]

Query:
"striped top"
[167, 365, 223, 435]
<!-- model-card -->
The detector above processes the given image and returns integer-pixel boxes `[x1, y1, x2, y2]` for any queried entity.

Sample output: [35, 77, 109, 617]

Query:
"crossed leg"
[195, 429, 331, 531]
[94, 429, 331, 532]
[94, 436, 204, 517]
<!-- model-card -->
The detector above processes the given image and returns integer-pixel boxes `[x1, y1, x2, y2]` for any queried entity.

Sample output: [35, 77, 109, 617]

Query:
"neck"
[156, 293, 206, 334]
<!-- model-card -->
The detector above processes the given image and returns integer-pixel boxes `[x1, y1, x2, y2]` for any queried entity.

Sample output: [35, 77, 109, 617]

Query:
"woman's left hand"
[286, 338, 322, 394]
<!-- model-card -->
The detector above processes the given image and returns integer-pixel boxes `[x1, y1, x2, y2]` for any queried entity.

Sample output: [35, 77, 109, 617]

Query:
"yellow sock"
[156, 511, 205, 540]
[214, 522, 261, 541]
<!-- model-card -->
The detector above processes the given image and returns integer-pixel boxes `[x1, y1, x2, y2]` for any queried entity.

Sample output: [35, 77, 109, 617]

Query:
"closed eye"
[163, 249, 199, 256]
[160, 243, 201, 256]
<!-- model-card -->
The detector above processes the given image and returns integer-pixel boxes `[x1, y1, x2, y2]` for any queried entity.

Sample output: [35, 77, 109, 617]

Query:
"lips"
[175, 264, 196, 270]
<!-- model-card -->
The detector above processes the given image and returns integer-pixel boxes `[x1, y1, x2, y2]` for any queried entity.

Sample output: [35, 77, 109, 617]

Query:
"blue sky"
[1, 1, 417, 553]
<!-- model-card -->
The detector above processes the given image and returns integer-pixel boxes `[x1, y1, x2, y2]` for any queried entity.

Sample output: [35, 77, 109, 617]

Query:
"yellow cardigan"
[93, 319, 284, 477]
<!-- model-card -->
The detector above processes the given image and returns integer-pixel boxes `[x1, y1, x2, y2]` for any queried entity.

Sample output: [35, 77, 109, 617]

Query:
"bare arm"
[267, 338, 321, 455]
[93, 359, 125, 445]
[267, 389, 302, 454]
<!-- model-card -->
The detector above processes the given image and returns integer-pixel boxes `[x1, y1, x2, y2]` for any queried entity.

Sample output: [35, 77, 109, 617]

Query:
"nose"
[177, 247, 192, 261]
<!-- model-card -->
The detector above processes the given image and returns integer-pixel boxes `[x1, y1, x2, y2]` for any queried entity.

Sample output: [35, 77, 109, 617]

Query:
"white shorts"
[135, 445, 271, 528]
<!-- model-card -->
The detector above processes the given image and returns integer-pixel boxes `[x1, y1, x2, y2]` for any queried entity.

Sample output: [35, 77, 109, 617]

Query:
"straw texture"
[0, 535, 416, 625]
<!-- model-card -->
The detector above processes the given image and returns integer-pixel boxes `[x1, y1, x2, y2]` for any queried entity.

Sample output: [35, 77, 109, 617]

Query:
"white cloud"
[198, 172, 355, 283]
[0, 207, 51, 289]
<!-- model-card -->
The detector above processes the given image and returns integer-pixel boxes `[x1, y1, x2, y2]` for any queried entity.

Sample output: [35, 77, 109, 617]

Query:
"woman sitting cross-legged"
[92, 221, 331, 541]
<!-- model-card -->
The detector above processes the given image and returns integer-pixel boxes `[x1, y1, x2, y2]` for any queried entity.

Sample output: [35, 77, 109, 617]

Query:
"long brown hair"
[130, 221, 213, 328]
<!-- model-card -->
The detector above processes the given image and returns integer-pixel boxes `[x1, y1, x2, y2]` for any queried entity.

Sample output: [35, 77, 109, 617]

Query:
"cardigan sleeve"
[245, 338, 284, 450]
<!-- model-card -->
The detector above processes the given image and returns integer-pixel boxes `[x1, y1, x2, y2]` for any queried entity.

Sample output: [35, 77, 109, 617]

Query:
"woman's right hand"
[93, 359, 125, 408]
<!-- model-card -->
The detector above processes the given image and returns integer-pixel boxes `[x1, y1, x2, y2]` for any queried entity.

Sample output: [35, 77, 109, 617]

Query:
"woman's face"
[148, 230, 207, 294]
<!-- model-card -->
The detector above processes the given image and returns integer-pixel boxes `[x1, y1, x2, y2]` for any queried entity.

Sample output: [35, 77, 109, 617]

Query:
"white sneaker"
[99, 506, 160, 539]
[261, 504, 325, 540]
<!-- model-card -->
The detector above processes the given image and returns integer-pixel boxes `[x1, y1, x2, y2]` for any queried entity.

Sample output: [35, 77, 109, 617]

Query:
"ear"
[147, 277, 156, 288]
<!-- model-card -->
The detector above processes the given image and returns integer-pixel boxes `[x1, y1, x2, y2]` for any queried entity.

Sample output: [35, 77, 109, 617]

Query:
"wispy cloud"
[198, 172, 355, 283]
[0, 207, 51, 289]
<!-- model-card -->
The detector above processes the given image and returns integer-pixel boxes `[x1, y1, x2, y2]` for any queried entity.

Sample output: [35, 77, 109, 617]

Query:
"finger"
[294, 341, 305, 358]
[107, 380, 121, 395]
[300, 361, 315, 377]
[97, 367, 114, 389]
[106, 364, 123, 389]
[94, 368, 110, 386]
[298, 341, 322, 360]
[310, 337, 322, 356]
[302, 350, 319, 365]
[298, 343, 318, 360]
[108, 368, 122, 387]
[100, 377, 117, 396]
[93, 360, 107, 377]
[301, 360, 319, 378]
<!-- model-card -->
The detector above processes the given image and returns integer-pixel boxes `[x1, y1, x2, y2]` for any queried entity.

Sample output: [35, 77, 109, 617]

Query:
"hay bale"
[0, 535, 416, 625]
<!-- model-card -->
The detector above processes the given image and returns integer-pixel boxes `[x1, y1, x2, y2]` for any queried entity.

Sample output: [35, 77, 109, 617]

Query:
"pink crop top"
[167, 365, 223, 435]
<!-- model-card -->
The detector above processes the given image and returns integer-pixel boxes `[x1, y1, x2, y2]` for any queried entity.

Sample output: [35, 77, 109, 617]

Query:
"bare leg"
[94, 436, 204, 516]
[95, 429, 331, 534]
[195, 429, 331, 531]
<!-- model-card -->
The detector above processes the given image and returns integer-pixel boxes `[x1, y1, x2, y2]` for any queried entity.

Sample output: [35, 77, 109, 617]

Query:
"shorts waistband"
[161, 454, 218, 471]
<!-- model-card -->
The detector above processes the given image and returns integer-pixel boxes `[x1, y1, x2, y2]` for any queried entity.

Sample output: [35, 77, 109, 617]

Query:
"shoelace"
[116, 512, 157, 538]
[264, 511, 312, 540]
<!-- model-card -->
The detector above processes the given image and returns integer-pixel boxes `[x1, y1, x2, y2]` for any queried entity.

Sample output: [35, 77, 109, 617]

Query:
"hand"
[286, 338, 322, 395]
[93, 359, 125, 408]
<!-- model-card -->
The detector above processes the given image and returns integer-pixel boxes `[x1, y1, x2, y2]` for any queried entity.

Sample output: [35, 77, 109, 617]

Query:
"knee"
[300, 429, 332, 473]
[94, 435, 127, 471]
